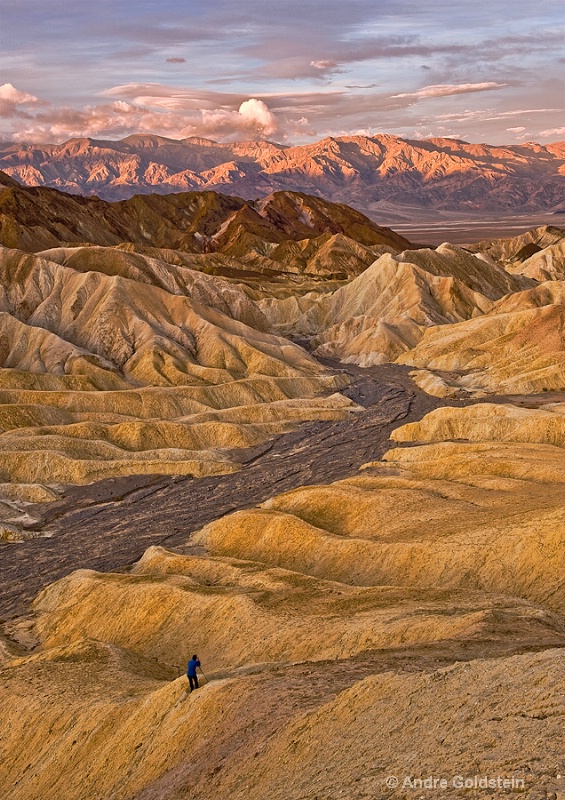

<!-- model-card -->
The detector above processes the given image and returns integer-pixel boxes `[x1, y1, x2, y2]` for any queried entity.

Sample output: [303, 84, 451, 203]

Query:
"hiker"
[186, 654, 201, 692]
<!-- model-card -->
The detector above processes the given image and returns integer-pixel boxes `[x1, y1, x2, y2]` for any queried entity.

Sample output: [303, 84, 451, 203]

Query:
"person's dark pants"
[188, 675, 199, 691]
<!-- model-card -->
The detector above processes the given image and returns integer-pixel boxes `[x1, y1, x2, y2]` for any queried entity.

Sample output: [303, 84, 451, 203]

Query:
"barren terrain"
[1, 183, 564, 800]
[0, 363, 458, 619]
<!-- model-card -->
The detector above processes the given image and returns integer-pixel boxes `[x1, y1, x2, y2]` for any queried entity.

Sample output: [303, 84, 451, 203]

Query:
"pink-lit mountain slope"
[1, 134, 564, 213]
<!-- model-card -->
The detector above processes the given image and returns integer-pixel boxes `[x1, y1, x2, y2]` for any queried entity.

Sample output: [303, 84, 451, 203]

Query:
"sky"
[1, 0, 564, 146]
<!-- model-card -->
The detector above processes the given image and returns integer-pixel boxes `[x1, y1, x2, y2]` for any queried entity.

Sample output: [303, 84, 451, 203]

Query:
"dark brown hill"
[0, 178, 411, 255]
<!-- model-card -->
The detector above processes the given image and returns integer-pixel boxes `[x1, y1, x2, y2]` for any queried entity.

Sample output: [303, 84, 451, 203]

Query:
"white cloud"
[507, 126, 526, 132]
[392, 82, 505, 100]
[237, 98, 277, 135]
[538, 126, 565, 138]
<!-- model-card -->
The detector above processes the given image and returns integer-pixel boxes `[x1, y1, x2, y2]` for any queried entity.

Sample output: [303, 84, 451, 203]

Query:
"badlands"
[0, 176, 564, 800]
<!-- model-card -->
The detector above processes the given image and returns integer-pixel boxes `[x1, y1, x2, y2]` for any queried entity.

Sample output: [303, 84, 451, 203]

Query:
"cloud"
[103, 82, 353, 117]
[506, 126, 526, 132]
[242, 35, 460, 81]
[0, 84, 38, 105]
[6, 91, 280, 143]
[435, 108, 562, 125]
[237, 98, 277, 134]
[2, 0, 564, 148]
[233, 27, 563, 84]
[4, 79, 407, 142]
[392, 82, 506, 100]
[538, 126, 565, 138]
[245, 56, 344, 81]
[310, 60, 337, 70]
[194, 99, 278, 139]
[1, 78, 498, 144]
[103, 83, 244, 109]
[1, 72, 561, 148]
[0, 83, 42, 117]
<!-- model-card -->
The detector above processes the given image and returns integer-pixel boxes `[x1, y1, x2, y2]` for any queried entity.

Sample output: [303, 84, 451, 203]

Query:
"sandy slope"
[261, 244, 531, 365]
[2, 188, 565, 799]
[0, 245, 357, 498]
[1, 403, 564, 800]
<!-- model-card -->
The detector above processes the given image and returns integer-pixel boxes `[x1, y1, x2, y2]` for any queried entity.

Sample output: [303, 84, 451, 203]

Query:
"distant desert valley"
[1, 134, 565, 800]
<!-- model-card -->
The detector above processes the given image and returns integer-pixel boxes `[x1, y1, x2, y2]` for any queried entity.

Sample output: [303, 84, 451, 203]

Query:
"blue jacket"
[187, 658, 200, 677]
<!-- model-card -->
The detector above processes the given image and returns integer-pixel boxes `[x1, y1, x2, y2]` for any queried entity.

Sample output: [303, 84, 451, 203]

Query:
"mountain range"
[1, 133, 564, 215]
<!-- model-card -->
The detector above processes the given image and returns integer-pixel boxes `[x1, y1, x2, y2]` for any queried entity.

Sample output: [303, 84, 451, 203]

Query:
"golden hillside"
[2, 181, 565, 799]
[399, 301, 565, 394]
[1, 403, 564, 799]
[0, 243, 358, 536]
[261, 243, 531, 365]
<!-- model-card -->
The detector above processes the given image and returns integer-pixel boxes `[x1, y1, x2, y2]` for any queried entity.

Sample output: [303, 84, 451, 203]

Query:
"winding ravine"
[1, 360, 557, 621]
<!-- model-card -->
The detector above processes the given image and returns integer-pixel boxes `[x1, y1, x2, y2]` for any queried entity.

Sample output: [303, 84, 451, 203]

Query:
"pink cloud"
[8, 95, 279, 143]
[0, 83, 42, 117]
[538, 126, 565, 138]
[392, 82, 505, 100]
[310, 60, 338, 70]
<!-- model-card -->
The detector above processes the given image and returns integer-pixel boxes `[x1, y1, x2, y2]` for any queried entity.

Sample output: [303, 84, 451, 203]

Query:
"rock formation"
[0, 175, 410, 263]
[261, 243, 531, 364]
[1, 180, 565, 800]
[398, 297, 565, 394]
[0, 241, 360, 521]
[1, 403, 564, 799]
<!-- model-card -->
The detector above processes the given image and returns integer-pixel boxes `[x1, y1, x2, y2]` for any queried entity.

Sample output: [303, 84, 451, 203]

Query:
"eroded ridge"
[1, 402, 564, 800]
